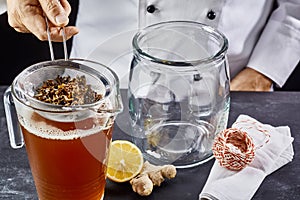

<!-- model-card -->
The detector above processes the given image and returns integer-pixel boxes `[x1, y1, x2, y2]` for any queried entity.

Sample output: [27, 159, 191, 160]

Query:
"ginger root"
[129, 161, 177, 196]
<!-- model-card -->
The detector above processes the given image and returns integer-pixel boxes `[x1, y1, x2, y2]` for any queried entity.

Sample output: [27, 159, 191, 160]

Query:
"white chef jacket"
[70, 0, 300, 89]
[1, 0, 299, 88]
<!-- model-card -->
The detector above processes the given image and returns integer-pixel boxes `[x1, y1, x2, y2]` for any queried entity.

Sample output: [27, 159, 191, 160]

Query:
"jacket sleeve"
[247, 0, 300, 87]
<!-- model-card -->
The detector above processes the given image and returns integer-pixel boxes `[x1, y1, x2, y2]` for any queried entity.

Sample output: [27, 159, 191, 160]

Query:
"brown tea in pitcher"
[20, 111, 113, 200]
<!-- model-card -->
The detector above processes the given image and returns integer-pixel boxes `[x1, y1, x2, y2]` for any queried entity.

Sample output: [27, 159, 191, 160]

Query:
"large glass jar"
[128, 21, 230, 168]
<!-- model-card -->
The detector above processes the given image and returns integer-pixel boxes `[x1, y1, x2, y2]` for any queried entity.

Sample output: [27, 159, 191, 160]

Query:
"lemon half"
[107, 140, 144, 182]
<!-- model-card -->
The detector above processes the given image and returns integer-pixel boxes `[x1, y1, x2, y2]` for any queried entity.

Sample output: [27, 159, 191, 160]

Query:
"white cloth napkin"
[199, 114, 294, 200]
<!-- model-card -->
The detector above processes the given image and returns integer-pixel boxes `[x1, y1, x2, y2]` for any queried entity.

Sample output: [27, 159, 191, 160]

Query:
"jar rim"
[132, 21, 228, 67]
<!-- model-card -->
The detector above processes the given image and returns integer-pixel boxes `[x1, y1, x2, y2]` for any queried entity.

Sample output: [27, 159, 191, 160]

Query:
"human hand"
[230, 67, 273, 91]
[6, 0, 79, 42]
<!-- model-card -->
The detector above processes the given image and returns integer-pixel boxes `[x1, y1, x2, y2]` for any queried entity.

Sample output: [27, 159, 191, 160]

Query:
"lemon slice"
[107, 140, 144, 182]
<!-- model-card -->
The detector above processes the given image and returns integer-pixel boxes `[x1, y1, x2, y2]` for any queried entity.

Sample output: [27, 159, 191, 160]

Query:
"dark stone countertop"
[0, 86, 299, 200]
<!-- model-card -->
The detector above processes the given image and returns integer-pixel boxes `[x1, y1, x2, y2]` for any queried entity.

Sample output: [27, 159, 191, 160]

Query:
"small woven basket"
[212, 128, 255, 171]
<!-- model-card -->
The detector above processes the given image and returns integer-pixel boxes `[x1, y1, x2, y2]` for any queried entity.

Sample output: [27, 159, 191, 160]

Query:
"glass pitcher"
[4, 59, 123, 200]
[128, 21, 230, 168]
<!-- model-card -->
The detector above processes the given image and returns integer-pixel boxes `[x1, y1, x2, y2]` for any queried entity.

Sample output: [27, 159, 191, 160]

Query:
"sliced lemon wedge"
[107, 140, 144, 182]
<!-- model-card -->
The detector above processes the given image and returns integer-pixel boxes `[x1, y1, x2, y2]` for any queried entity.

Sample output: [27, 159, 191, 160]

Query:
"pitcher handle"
[3, 86, 24, 149]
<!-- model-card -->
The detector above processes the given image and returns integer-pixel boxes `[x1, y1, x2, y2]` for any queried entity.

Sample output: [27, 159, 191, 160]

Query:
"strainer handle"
[45, 15, 68, 61]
